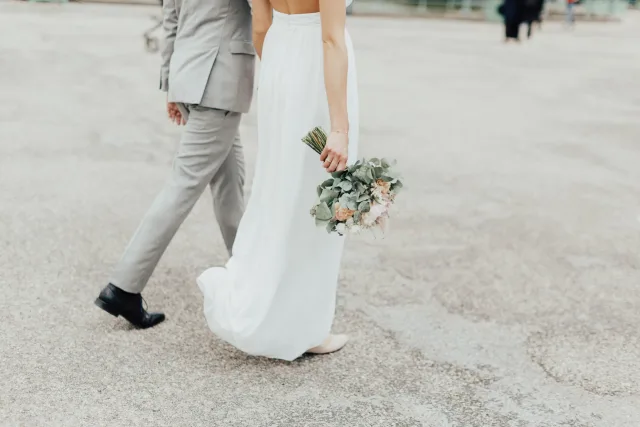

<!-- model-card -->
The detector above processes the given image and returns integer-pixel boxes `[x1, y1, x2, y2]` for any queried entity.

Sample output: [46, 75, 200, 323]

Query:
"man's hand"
[167, 101, 186, 125]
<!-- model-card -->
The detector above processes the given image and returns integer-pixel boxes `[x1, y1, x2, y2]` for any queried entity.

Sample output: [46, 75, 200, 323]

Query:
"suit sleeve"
[159, 0, 178, 92]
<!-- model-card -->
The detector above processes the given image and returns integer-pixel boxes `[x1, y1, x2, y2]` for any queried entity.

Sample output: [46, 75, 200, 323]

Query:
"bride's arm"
[319, 0, 349, 172]
[252, 0, 272, 59]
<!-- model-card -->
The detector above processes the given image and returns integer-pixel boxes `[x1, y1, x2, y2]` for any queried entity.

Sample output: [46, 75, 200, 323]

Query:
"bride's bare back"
[269, 0, 320, 14]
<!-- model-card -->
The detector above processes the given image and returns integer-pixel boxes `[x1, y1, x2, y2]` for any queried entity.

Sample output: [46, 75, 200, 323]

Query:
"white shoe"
[307, 334, 349, 355]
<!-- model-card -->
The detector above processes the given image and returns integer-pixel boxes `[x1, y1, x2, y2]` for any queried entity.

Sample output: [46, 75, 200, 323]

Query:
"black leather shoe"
[95, 284, 165, 329]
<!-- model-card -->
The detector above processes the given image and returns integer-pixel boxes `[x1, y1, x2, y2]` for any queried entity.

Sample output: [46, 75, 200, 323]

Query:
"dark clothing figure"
[499, 0, 526, 41]
[524, 0, 544, 38]
[505, 21, 520, 39]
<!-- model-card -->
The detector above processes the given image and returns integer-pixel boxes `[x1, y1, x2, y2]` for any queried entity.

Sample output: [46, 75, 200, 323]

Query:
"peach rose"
[375, 179, 391, 195]
[334, 203, 355, 221]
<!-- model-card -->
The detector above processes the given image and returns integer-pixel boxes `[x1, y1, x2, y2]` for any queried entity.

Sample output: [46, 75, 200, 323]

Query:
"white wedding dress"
[197, 9, 358, 361]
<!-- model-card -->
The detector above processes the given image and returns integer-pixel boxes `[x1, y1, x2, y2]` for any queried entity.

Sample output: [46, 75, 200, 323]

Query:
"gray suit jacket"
[160, 0, 255, 113]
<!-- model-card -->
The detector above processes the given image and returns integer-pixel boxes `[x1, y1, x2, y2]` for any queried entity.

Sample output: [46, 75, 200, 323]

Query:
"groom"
[94, 0, 255, 328]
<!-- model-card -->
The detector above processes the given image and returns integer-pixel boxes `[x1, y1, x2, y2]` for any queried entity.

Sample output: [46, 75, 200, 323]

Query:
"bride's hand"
[320, 131, 348, 172]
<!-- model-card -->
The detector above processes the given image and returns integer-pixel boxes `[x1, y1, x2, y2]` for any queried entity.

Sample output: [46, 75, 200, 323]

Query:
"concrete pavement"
[1, 3, 640, 426]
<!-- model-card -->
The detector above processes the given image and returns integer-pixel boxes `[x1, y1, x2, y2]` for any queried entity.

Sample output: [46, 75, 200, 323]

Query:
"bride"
[197, 0, 358, 360]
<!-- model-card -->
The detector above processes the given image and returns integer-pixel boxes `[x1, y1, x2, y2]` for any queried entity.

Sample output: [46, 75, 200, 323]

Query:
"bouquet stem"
[301, 127, 328, 155]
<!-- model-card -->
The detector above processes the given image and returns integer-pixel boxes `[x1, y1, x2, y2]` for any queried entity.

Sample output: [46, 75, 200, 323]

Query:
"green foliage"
[315, 202, 332, 221]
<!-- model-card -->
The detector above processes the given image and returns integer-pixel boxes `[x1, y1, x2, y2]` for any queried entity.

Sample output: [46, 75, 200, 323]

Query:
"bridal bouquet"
[302, 127, 403, 236]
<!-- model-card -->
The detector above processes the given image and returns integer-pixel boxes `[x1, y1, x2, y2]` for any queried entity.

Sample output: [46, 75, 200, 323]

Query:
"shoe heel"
[94, 298, 120, 317]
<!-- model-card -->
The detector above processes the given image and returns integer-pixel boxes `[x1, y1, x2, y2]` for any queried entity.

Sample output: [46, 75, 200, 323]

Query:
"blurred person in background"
[524, 0, 544, 38]
[499, 0, 526, 42]
[566, 0, 576, 26]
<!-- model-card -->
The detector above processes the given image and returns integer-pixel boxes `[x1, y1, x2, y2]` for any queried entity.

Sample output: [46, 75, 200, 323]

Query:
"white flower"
[371, 190, 383, 203]
[335, 223, 347, 235]
[362, 202, 387, 226]
[362, 212, 376, 227]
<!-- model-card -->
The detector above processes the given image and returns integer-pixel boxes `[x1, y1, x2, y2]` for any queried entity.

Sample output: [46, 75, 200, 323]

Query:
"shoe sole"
[94, 298, 120, 317]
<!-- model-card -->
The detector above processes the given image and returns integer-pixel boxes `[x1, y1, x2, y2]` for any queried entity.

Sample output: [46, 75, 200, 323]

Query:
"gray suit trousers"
[111, 106, 244, 294]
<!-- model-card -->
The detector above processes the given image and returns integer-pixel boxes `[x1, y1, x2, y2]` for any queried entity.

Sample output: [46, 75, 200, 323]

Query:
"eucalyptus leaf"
[357, 194, 370, 203]
[326, 219, 337, 233]
[321, 178, 335, 188]
[358, 201, 371, 213]
[353, 167, 370, 183]
[338, 181, 353, 191]
[381, 158, 391, 168]
[320, 188, 340, 204]
[315, 202, 332, 221]
[353, 211, 361, 222]
[365, 168, 375, 183]
[373, 166, 384, 180]
[346, 196, 358, 210]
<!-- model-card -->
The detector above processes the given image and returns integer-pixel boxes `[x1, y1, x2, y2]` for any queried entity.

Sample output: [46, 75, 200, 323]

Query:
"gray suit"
[110, 0, 255, 294]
